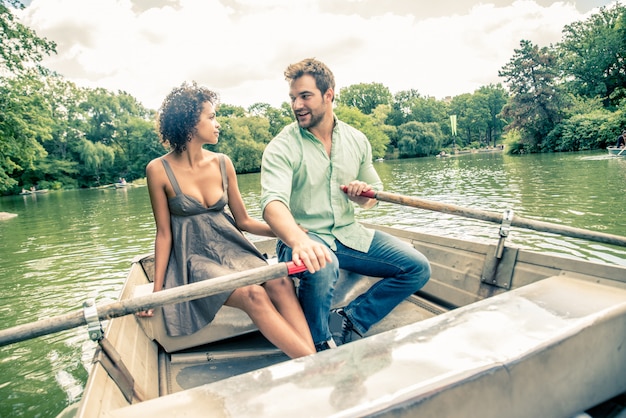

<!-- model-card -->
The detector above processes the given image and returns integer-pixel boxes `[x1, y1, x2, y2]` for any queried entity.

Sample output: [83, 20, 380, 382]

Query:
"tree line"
[1, 1, 625, 195]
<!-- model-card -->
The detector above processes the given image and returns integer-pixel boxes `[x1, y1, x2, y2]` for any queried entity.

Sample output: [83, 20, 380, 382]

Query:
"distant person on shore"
[616, 130, 626, 148]
[140, 82, 315, 359]
[260, 58, 431, 352]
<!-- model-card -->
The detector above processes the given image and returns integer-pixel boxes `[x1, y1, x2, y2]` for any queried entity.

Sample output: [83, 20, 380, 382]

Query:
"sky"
[16, 0, 619, 111]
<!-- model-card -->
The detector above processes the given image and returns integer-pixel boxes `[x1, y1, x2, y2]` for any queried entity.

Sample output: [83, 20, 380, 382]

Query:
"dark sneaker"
[314, 339, 337, 352]
[331, 308, 363, 345]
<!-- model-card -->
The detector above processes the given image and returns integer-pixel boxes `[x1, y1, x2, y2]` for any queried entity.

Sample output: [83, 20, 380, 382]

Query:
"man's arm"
[263, 200, 332, 273]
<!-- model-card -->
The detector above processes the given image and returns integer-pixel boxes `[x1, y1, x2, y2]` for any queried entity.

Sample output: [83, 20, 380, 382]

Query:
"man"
[260, 58, 431, 351]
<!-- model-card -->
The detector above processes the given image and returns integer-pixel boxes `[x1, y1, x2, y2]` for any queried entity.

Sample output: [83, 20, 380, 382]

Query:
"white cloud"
[16, 0, 616, 110]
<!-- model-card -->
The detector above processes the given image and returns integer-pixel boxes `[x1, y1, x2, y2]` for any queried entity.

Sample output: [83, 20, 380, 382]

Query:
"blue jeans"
[277, 230, 431, 345]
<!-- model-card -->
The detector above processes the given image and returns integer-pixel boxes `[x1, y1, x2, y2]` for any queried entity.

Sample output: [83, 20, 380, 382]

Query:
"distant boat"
[375, 157, 384, 162]
[114, 183, 129, 188]
[20, 189, 49, 195]
[607, 146, 626, 157]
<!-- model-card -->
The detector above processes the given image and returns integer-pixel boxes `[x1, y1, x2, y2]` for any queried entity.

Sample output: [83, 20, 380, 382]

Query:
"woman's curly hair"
[156, 81, 219, 153]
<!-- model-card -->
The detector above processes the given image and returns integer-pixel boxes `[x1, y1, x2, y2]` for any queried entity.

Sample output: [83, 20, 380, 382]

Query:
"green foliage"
[4, 1, 626, 194]
[0, 72, 53, 191]
[337, 82, 393, 115]
[502, 129, 524, 154]
[449, 86, 508, 149]
[558, 3, 626, 107]
[334, 105, 390, 159]
[215, 115, 271, 173]
[546, 110, 611, 151]
[499, 40, 567, 151]
[0, 0, 56, 75]
[396, 121, 443, 158]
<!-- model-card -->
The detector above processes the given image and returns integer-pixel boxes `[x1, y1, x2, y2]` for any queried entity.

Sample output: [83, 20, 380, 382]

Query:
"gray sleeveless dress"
[160, 155, 267, 337]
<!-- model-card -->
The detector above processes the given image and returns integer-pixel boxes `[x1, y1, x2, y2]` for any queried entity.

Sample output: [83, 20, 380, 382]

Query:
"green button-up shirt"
[260, 117, 383, 252]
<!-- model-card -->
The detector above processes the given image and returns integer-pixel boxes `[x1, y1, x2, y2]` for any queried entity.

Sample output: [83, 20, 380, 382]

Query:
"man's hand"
[341, 181, 377, 208]
[291, 237, 333, 273]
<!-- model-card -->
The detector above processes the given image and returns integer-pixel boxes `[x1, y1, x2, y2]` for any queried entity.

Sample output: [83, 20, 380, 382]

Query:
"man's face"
[289, 74, 331, 129]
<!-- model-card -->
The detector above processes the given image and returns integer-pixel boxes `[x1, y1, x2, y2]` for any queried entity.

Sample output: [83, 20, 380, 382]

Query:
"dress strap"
[218, 154, 229, 197]
[160, 158, 182, 196]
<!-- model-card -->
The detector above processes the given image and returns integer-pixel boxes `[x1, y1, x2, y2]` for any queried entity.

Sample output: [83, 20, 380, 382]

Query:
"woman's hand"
[136, 308, 154, 317]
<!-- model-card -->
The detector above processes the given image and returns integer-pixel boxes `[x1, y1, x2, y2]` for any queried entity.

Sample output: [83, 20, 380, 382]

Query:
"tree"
[396, 122, 443, 158]
[0, 0, 56, 75]
[388, 89, 422, 126]
[0, 1, 57, 192]
[337, 82, 392, 115]
[473, 84, 508, 147]
[448, 93, 473, 148]
[499, 40, 567, 152]
[0, 72, 53, 192]
[248, 102, 293, 137]
[215, 115, 270, 173]
[558, 3, 626, 107]
[334, 105, 390, 159]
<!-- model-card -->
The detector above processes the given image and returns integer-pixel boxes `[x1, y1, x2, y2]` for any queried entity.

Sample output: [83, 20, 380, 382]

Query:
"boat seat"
[132, 261, 386, 353]
[133, 283, 257, 353]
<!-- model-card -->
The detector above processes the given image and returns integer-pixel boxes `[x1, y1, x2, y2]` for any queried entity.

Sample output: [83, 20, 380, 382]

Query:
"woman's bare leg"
[225, 283, 315, 358]
[263, 277, 315, 349]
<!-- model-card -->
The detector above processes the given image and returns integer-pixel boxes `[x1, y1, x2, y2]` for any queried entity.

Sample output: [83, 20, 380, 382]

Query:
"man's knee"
[413, 257, 431, 288]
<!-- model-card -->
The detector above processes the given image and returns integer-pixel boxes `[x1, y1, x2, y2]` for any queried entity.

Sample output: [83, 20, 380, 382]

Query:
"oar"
[343, 187, 626, 247]
[0, 261, 307, 347]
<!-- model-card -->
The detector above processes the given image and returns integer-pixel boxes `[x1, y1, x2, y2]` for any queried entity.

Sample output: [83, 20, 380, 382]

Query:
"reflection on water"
[0, 150, 625, 417]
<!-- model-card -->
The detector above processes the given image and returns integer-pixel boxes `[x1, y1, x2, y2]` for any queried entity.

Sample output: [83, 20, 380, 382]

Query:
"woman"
[140, 82, 315, 358]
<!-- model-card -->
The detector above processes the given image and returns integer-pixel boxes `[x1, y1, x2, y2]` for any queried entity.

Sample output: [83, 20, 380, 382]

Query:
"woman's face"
[194, 101, 220, 145]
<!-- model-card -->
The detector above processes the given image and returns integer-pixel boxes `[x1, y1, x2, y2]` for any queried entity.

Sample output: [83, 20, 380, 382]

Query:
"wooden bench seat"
[133, 283, 257, 353]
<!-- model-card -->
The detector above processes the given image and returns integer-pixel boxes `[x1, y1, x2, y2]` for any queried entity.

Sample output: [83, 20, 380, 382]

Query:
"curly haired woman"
[140, 82, 315, 358]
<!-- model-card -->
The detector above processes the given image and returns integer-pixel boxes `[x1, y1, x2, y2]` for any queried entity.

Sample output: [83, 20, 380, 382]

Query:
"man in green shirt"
[261, 58, 431, 351]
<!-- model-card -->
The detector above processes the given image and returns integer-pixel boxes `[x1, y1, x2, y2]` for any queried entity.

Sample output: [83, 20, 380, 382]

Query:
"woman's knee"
[230, 284, 272, 310]
[264, 277, 296, 297]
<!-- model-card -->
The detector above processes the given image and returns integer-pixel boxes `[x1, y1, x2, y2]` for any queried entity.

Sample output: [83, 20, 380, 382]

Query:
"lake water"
[1, 150, 625, 417]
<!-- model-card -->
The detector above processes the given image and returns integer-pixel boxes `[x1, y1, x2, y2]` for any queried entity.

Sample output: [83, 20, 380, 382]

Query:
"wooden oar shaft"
[0, 262, 304, 347]
[369, 190, 626, 247]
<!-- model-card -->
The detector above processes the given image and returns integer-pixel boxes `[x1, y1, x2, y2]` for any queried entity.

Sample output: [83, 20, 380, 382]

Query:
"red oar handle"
[340, 185, 377, 199]
[285, 261, 307, 275]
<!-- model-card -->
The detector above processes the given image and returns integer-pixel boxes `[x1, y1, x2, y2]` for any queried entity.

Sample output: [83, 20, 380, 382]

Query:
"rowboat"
[607, 146, 626, 157]
[2, 191, 626, 418]
[20, 188, 49, 195]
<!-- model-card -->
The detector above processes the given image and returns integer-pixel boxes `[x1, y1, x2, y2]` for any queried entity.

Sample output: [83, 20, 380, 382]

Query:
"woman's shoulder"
[146, 156, 165, 173]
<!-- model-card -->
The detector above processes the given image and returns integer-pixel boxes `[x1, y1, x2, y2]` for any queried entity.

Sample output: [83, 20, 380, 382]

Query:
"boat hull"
[608, 146, 626, 156]
[67, 224, 626, 418]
